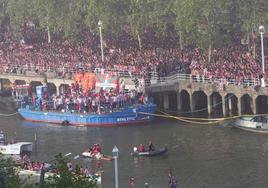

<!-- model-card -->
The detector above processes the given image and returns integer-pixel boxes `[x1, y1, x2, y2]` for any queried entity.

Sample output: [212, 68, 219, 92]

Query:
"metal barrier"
[148, 70, 260, 88]
[1, 64, 262, 88]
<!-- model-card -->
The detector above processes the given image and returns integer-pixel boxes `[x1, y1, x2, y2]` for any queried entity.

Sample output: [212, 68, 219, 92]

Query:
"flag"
[95, 73, 119, 92]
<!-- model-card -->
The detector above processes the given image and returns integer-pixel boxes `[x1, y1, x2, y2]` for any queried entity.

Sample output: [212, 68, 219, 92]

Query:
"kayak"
[81, 151, 113, 161]
[130, 147, 168, 157]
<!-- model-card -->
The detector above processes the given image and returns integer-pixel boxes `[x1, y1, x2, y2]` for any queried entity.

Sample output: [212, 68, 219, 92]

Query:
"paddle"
[64, 153, 72, 157]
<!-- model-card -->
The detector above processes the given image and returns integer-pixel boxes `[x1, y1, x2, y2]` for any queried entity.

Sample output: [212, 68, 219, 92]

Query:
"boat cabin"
[253, 116, 268, 124]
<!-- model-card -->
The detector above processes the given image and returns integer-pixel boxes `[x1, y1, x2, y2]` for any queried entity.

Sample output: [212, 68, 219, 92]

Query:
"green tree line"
[0, 0, 267, 49]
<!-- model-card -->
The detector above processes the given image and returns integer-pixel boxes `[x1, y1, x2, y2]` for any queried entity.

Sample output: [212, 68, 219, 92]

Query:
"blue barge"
[18, 103, 156, 126]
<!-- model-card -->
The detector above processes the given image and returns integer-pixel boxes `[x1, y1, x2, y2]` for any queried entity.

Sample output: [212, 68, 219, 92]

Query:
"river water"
[1, 113, 268, 188]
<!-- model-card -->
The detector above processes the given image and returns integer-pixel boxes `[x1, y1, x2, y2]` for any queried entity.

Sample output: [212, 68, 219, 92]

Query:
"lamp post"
[259, 25, 265, 74]
[112, 146, 119, 188]
[98, 20, 104, 62]
[144, 182, 149, 188]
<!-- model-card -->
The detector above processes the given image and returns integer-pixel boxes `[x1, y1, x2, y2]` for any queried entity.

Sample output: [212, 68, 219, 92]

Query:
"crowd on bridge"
[0, 27, 267, 86]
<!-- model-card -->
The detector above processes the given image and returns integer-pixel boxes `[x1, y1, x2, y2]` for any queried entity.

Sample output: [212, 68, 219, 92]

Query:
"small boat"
[233, 115, 268, 133]
[81, 151, 113, 161]
[130, 147, 168, 157]
[0, 132, 33, 155]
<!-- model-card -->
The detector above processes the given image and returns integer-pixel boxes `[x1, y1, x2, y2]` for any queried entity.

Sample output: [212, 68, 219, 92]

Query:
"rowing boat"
[130, 147, 168, 157]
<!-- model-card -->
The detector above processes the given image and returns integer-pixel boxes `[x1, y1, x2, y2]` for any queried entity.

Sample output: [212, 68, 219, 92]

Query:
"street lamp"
[144, 182, 149, 188]
[112, 145, 119, 188]
[98, 20, 104, 62]
[259, 25, 265, 74]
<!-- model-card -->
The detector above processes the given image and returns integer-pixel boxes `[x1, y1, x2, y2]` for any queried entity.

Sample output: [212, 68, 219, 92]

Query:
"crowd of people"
[18, 154, 55, 172]
[0, 27, 267, 86]
[18, 153, 101, 179]
[27, 80, 148, 114]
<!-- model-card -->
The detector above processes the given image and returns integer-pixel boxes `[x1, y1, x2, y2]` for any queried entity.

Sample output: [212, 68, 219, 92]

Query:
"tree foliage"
[0, 153, 97, 188]
[0, 0, 267, 49]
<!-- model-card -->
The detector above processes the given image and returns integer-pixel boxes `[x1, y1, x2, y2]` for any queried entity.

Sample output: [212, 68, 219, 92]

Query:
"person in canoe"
[88, 144, 103, 159]
[138, 144, 145, 152]
[148, 140, 155, 151]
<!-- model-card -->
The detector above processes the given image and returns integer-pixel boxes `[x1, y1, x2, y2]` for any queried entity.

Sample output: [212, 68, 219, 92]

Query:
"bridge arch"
[240, 94, 253, 115]
[152, 92, 163, 109]
[179, 90, 191, 114]
[59, 84, 70, 95]
[167, 91, 177, 111]
[256, 95, 268, 114]
[192, 91, 208, 116]
[0, 79, 12, 96]
[47, 83, 57, 95]
[225, 93, 238, 116]
[210, 92, 223, 117]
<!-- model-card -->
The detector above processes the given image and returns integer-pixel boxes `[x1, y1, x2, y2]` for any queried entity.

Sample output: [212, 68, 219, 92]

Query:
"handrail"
[148, 70, 260, 87]
[1, 65, 262, 88]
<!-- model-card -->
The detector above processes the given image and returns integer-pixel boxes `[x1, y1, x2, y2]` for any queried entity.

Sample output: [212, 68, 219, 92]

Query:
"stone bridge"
[1, 72, 267, 118]
[148, 74, 268, 117]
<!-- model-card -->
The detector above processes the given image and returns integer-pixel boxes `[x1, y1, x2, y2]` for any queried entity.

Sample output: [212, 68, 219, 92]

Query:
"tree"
[43, 153, 98, 188]
[0, 153, 98, 188]
[0, 154, 20, 187]
[6, 0, 34, 39]
[32, 0, 61, 43]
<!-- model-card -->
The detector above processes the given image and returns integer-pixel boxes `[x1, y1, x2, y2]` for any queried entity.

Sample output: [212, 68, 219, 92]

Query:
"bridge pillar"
[207, 95, 212, 117]
[176, 91, 182, 112]
[55, 84, 61, 95]
[163, 92, 169, 110]
[228, 97, 232, 116]
[252, 97, 256, 115]
[222, 95, 226, 117]
[238, 97, 242, 115]
[266, 97, 268, 113]
[189, 92, 193, 112]
[0, 79, 3, 91]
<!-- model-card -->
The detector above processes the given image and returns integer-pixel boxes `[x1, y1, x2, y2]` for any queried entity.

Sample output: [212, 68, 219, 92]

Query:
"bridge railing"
[1, 64, 261, 88]
[148, 71, 260, 88]
[0, 66, 144, 80]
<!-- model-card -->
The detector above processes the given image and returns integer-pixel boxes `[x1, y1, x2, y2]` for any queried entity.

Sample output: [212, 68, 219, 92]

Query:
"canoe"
[130, 147, 168, 157]
[81, 151, 113, 161]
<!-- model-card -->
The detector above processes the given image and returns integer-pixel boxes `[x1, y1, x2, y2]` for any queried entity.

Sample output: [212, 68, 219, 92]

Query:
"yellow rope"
[158, 110, 222, 121]
[139, 110, 242, 125]
[0, 112, 19, 117]
[141, 109, 268, 125]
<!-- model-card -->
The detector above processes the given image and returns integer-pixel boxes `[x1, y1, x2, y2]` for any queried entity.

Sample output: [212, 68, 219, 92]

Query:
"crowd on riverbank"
[17, 153, 101, 178]
[0, 29, 267, 84]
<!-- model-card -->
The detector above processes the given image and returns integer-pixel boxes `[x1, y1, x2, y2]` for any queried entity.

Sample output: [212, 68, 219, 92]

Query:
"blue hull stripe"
[18, 104, 156, 126]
